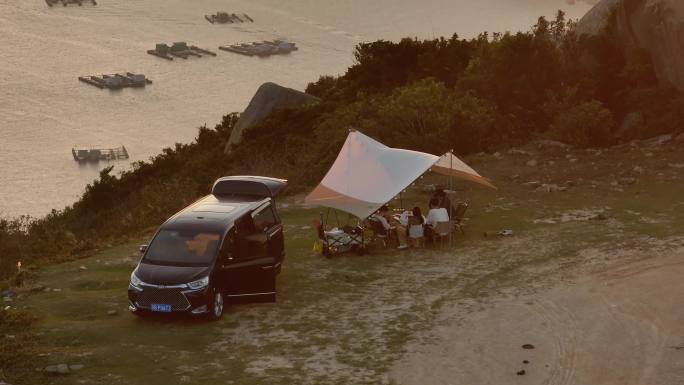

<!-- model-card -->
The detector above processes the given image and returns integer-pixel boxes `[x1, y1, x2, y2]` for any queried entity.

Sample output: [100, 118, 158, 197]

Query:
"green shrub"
[551, 100, 614, 147]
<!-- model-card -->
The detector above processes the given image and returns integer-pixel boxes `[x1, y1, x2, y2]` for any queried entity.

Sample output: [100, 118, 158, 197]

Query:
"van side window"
[253, 205, 276, 231]
[219, 231, 234, 261]
[233, 215, 254, 259]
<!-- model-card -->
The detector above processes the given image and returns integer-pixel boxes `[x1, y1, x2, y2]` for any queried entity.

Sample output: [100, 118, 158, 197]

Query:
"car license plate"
[151, 304, 172, 312]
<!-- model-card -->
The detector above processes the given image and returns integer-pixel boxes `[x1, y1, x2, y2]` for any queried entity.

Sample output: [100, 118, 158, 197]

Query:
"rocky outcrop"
[224, 82, 319, 153]
[577, 0, 684, 90]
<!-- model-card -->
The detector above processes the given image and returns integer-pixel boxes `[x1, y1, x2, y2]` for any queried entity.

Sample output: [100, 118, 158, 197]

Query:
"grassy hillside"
[3, 140, 683, 384]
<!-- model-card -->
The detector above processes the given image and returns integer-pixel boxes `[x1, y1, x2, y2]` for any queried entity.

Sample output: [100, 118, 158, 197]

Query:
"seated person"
[370, 205, 409, 250]
[406, 206, 426, 247]
[425, 198, 449, 241]
[370, 205, 392, 231]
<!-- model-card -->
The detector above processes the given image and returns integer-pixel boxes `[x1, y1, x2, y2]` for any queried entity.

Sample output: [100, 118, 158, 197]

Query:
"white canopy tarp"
[432, 152, 497, 190]
[305, 130, 439, 219]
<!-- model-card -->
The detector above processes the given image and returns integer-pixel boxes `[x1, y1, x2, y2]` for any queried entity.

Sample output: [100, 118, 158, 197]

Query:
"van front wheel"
[208, 289, 224, 321]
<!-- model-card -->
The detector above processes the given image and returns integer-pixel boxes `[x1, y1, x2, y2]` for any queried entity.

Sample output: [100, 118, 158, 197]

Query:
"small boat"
[78, 73, 152, 90]
[219, 40, 298, 57]
[72, 145, 129, 162]
[147, 43, 173, 60]
[218, 45, 253, 56]
[148, 42, 215, 61]
[190, 46, 217, 56]
[205, 11, 253, 24]
[264, 40, 298, 52]
[46, 0, 96, 6]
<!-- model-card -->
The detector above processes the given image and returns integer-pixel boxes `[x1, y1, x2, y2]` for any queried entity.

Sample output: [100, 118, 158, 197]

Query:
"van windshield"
[143, 230, 221, 266]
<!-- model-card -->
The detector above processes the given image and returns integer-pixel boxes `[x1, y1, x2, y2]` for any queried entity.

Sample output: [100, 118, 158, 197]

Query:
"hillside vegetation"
[2, 11, 683, 282]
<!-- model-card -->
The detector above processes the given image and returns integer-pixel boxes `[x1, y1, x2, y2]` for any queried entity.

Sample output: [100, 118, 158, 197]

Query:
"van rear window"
[143, 230, 221, 266]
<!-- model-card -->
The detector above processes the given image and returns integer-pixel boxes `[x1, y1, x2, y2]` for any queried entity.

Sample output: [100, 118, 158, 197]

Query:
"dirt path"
[390, 250, 684, 385]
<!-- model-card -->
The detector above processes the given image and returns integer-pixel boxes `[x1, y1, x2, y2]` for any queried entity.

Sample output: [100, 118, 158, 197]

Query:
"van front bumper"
[128, 284, 212, 315]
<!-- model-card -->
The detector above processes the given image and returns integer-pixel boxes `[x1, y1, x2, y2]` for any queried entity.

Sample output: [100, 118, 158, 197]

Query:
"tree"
[371, 79, 456, 153]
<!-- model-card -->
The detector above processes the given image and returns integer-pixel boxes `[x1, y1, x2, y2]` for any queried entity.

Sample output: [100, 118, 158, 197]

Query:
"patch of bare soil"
[390, 244, 684, 385]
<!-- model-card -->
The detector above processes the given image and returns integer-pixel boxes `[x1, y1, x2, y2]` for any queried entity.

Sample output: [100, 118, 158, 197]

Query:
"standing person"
[425, 198, 449, 242]
[431, 185, 454, 217]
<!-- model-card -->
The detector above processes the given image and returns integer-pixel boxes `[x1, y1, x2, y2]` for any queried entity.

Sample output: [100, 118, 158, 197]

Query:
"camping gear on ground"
[484, 229, 514, 237]
[305, 129, 496, 253]
[315, 213, 365, 256]
[305, 129, 438, 253]
[451, 202, 469, 234]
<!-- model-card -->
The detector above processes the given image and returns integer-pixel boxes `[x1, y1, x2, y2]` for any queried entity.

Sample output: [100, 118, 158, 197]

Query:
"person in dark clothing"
[412, 206, 425, 224]
[430, 185, 454, 217]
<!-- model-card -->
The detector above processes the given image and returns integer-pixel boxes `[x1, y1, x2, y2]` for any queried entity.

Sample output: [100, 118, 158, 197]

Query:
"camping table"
[322, 227, 365, 254]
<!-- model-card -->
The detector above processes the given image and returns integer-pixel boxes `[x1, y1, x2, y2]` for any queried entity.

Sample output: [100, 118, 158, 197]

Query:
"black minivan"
[128, 176, 287, 320]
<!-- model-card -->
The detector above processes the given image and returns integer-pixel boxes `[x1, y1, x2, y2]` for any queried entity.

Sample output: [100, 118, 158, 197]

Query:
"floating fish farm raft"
[218, 40, 298, 57]
[46, 0, 97, 6]
[78, 73, 152, 90]
[147, 42, 217, 61]
[205, 12, 254, 24]
[72, 145, 129, 162]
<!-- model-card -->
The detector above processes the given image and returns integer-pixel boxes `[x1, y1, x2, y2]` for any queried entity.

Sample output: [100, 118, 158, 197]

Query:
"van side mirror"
[139, 244, 148, 254]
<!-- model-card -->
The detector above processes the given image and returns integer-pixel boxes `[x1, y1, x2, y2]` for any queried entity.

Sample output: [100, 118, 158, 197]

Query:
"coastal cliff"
[578, 0, 684, 90]
[224, 82, 319, 153]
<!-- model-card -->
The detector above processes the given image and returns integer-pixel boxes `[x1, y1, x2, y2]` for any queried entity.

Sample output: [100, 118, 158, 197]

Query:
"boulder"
[45, 364, 70, 374]
[522, 181, 542, 189]
[224, 82, 319, 153]
[642, 133, 673, 146]
[532, 139, 571, 150]
[577, 0, 684, 91]
[535, 184, 568, 193]
[618, 176, 639, 185]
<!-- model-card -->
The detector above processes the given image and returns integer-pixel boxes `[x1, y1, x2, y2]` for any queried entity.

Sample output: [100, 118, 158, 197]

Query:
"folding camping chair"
[451, 202, 468, 235]
[367, 217, 390, 248]
[433, 221, 454, 248]
[407, 215, 425, 248]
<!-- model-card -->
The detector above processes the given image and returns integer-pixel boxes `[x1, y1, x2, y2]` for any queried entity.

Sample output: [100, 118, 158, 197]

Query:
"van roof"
[160, 194, 269, 233]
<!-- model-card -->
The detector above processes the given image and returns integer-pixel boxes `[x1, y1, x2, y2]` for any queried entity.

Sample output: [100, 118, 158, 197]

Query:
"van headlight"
[130, 272, 144, 290]
[187, 276, 209, 290]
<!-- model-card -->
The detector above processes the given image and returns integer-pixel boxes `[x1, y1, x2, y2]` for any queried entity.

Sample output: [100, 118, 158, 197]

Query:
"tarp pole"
[449, 149, 454, 215]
